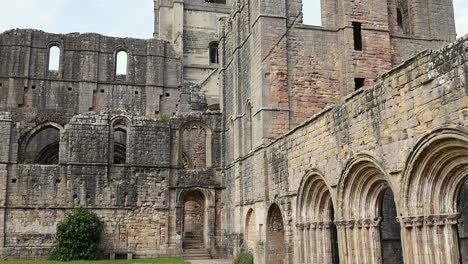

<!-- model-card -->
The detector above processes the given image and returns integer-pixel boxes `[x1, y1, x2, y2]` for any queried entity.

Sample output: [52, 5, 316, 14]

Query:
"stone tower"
[154, 0, 231, 105]
[220, 0, 457, 160]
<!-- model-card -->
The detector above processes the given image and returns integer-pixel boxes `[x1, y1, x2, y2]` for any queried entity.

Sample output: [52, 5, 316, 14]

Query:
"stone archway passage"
[296, 172, 339, 264]
[337, 156, 403, 264]
[266, 204, 285, 264]
[401, 130, 468, 263]
[245, 209, 256, 251]
[183, 190, 205, 247]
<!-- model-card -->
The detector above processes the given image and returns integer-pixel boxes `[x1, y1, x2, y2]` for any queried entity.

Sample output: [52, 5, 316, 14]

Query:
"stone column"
[310, 222, 317, 264]
[401, 214, 460, 264]
[296, 223, 304, 264]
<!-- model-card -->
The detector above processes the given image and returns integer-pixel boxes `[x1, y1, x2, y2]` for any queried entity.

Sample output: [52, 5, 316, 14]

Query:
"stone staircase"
[182, 232, 211, 260]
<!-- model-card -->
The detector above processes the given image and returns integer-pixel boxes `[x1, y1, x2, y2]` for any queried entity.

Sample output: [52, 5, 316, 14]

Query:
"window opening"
[48, 46, 60, 71]
[355, 78, 365, 90]
[352, 22, 363, 51]
[116, 50, 128, 75]
[209, 42, 219, 64]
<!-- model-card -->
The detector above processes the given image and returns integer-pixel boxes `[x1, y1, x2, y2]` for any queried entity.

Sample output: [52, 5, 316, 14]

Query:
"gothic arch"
[179, 121, 212, 168]
[266, 203, 286, 264]
[296, 170, 339, 264]
[401, 128, 468, 263]
[337, 154, 403, 264]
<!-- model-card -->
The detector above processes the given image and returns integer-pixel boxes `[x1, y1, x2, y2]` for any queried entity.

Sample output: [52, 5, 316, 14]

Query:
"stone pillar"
[401, 214, 460, 264]
[296, 223, 304, 264]
[336, 219, 383, 264]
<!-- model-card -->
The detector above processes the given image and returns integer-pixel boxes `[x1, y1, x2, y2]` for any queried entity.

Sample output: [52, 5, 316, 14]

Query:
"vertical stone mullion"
[310, 223, 317, 264]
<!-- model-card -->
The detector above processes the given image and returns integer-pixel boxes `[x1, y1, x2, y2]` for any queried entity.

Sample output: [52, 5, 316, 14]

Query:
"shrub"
[49, 208, 103, 261]
[234, 251, 254, 264]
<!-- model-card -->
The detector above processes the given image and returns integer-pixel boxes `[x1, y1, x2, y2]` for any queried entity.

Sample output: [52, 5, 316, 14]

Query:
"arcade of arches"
[241, 131, 468, 264]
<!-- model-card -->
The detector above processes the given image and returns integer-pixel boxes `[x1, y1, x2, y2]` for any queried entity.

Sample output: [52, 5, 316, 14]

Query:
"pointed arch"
[180, 121, 212, 169]
[266, 203, 285, 264]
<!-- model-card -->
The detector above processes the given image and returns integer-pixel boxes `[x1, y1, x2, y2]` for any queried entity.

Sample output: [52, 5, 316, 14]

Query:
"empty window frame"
[115, 50, 128, 75]
[396, 8, 404, 29]
[209, 42, 219, 64]
[352, 22, 362, 51]
[355, 78, 365, 90]
[48, 45, 61, 71]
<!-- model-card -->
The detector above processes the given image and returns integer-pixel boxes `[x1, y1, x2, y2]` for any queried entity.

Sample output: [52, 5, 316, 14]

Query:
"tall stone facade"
[0, 0, 467, 263]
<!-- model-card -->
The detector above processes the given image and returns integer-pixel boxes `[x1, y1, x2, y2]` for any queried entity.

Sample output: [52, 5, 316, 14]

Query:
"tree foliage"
[49, 208, 103, 261]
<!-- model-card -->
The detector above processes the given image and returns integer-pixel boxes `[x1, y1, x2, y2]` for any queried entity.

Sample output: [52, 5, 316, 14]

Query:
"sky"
[0, 0, 467, 38]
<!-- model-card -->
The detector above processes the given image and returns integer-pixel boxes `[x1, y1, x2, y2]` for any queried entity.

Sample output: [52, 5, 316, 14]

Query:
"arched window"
[209, 42, 219, 64]
[111, 117, 129, 164]
[113, 128, 127, 164]
[180, 122, 212, 169]
[48, 45, 60, 71]
[115, 50, 128, 75]
[20, 123, 61, 165]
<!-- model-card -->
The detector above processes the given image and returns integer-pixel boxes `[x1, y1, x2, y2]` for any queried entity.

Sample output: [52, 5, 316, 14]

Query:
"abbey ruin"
[0, 0, 467, 263]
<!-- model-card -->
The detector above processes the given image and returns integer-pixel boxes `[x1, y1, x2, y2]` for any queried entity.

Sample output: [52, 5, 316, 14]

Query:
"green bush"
[234, 251, 254, 264]
[49, 208, 103, 261]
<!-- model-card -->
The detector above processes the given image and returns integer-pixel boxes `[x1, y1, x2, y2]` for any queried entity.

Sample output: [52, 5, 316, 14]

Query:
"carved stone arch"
[19, 122, 64, 164]
[400, 128, 468, 263]
[336, 153, 403, 264]
[296, 169, 339, 264]
[179, 121, 212, 169]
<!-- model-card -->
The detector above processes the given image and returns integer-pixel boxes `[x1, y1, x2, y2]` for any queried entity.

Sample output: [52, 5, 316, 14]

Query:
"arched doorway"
[245, 209, 256, 251]
[337, 155, 403, 264]
[266, 204, 285, 264]
[380, 188, 404, 264]
[401, 130, 468, 263]
[296, 171, 339, 263]
[182, 190, 206, 248]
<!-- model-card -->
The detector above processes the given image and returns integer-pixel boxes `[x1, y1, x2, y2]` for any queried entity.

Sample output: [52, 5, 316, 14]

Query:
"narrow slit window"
[355, 78, 365, 90]
[396, 8, 404, 29]
[116, 50, 128, 75]
[209, 42, 219, 64]
[48, 46, 60, 71]
[352, 22, 362, 51]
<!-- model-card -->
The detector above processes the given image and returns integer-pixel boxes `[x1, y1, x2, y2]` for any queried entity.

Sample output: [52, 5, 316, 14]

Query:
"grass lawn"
[0, 258, 190, 264]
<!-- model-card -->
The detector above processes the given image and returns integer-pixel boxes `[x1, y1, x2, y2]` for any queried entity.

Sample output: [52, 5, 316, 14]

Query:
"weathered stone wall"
[0, 110, 223, 258]
[0, 29, 181, 118]
[222, 35, 468, 263]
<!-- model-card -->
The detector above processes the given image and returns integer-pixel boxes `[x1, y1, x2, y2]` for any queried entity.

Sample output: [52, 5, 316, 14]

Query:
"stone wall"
[222, 34, 468, 263]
